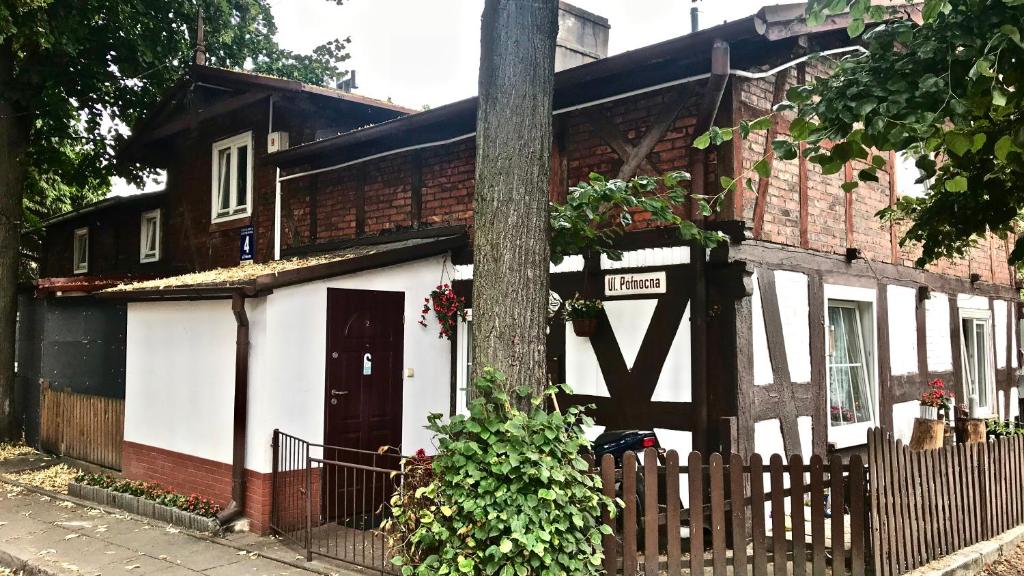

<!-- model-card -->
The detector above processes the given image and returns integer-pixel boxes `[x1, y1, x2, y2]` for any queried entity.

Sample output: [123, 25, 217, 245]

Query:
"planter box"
[68, 482, 220, 534]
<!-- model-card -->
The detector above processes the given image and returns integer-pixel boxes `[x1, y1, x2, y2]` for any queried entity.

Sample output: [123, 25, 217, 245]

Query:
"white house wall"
[887, 285, 918, 376]
[125, 299, 239, 466]
[751, 270, 811, 386]
[926, 292, 953, 371]
[995, 299, 1008, 369]
[248, 255, 451, 472]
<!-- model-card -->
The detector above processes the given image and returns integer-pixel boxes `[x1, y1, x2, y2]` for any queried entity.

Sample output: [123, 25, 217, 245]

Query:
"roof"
[99, 234, 466, 300]
[268, 2, 865, 168]
[35, 275, 158, 296]
[41, 189, 166, 228]
[189, 65, 415, 115]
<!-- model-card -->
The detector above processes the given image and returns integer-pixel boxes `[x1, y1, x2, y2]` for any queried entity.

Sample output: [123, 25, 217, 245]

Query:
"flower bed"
[69, 473, 221, 533]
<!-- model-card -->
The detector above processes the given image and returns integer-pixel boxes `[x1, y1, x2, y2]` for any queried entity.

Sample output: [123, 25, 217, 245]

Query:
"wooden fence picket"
[39, 386, 124, 470]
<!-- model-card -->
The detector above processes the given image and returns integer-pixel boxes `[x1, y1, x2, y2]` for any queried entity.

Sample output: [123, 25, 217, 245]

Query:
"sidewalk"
[0, 479, 364, 576]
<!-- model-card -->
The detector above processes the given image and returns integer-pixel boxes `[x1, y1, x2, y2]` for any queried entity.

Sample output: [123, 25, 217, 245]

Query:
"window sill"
[210, 216, 251, 233]
[828, 421, 874, 450]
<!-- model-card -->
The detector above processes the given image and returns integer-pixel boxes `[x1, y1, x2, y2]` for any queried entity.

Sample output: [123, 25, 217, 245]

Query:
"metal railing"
[271, 429, 406, 574]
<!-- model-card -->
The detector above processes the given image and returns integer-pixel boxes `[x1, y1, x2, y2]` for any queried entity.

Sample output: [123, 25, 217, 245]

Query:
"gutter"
[217, 291, 251, 527]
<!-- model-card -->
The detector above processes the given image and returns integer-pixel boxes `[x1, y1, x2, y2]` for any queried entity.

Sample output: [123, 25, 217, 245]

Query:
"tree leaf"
[995, 135, 1016, 161]
[693, 132, 712, 150]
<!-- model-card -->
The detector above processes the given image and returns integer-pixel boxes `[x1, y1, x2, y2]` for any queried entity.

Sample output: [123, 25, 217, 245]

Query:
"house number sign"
[604, 271, 667, 296]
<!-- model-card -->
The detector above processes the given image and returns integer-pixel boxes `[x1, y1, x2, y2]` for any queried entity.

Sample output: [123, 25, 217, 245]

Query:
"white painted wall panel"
[995, 300, 1008, 369]
[958, 294, 989, 311]
[604, 300, 658, 369]
[798, 416, 812, 459]
[887, 285, 919, 376]
[1013, 306, 1019, 369]
[650, 305, 692, 402]
[125, 300, 237, 466]
[251, 256, 452, 470]
[926, 293, 953, 372]
[565, 335, 611, 398]
[600, 246, 690, 269]
[775, 271, 810, 384]
[753, 419, 784, 459]
[892, 400, 920, 444]
[751, 272, 773, 386]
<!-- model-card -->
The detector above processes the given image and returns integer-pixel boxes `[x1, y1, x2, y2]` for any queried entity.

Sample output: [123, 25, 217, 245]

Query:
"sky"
[112, 0, 768, 196]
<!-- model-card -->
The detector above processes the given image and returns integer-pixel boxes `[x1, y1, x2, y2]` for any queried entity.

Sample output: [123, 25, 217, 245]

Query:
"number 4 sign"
[240, 226, 255, 264]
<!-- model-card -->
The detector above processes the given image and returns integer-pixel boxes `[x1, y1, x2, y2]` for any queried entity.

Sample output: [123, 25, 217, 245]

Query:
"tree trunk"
[0, 41, 27, 440]
[472, 0, 559, 400]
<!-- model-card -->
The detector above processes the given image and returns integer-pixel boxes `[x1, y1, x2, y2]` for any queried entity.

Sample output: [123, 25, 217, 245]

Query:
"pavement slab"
[0, 480, 364, 576]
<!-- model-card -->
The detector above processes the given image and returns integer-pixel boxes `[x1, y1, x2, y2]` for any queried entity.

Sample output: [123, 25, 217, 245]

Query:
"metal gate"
[270, 429, 406, 574]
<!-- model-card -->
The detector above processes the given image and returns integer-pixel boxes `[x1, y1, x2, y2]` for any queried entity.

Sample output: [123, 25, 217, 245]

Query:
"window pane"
[975, 321, 988, 404]
[828, 305, 872, 425]
[75, 233, 88, 270]
[217, 148, 232, 212]
[235, 145, 248, 210]
[145, 218, 157, 254]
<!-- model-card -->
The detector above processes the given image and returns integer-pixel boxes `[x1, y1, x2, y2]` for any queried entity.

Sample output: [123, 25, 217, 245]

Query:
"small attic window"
[211, 132, 253, 223]
[73, 227, 89, 274]
[140, 209, 161, 263]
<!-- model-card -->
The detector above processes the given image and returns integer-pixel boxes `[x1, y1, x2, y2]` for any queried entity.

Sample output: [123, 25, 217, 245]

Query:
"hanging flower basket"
[563, 294, 602, 338]
[571, 318, 599, 338]
[419, 284, 466, 341]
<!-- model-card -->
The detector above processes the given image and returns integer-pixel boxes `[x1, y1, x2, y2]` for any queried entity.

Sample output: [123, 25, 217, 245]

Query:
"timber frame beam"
[690, 40, 731, 220]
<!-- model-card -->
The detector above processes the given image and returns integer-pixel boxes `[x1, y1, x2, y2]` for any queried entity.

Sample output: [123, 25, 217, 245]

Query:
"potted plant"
[419, 284, 467, 341]
[920, 378, 954, 420]
[563, 294, 603, 337]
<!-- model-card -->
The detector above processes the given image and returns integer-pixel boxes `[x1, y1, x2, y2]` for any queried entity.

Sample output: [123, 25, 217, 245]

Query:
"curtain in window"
[828, 305, 872, 425]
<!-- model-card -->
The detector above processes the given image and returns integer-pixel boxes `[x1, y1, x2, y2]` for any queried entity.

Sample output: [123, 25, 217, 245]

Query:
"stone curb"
[0, 473, 346, 576]
[0, 547, 62, 576]
[907, 525, 1024, 576]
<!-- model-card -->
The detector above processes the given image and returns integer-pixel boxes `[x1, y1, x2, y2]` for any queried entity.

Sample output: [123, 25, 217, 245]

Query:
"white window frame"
[210, 131, 254, 223]
[139, 209, 161, 263]
[455, 309, 473, 416]
[73, 227, 89, 274]
[959, 308, 996, 416]
[823, 284, 879, 449]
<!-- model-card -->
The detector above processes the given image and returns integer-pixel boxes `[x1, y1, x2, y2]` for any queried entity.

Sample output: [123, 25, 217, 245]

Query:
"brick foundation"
[122, 441, 276, 534]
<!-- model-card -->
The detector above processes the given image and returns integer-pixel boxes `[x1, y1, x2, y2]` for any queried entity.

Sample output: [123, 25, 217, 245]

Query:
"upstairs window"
[139, 209, 161, 263]
[211, 132, 253, 222]
[73, 227, 89, 274]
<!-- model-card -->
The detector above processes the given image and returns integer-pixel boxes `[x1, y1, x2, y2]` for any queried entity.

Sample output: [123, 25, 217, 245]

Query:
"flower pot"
[920, 405, 938, 420]
[571, 318, 598, 338]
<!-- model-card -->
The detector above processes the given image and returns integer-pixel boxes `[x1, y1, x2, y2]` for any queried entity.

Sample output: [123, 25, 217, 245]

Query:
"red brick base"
[122, 441, 274, 534]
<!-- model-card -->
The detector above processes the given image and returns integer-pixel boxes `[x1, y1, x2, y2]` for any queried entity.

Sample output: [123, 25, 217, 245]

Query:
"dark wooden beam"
[756, 267, 802, 456]
[799, 141, 809, 248]
[844, 162, 855, 248]
[410, 151, 423, 228]
[731, 241, 1022, 301]
[948, 293, 964, 401]
[720, 79, 746, 221]
[916, 289, 929, 384]
[887, 151, 899, 263]
[550, 116, 568, 202]
[877, 281, 894, 431]
[617, 85, 693, 180]
[309, 174, 319, 242]
[355, 165, 366, 237]
[138, 91, 269, 144]
[690, 41, 731, 221]
[808, 272, 828, 456]
[582, 110, 659, 177]
[751, 67, 792, 239]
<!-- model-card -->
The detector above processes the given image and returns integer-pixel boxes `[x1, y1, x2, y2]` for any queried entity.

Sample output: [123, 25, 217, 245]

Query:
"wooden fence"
[40, 386, 124, 470]
[598, 448, 868, 575]
[867, 427, 1024, 576]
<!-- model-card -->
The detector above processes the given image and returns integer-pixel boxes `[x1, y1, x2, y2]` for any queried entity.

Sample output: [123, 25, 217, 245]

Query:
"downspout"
[217, 292, 250, 526]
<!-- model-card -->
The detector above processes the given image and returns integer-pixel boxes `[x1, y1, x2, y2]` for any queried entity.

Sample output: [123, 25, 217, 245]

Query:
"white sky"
[112, 0, 769, 196]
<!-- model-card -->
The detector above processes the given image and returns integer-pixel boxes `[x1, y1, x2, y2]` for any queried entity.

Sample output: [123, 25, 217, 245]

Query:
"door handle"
[331, 390, 349, 396]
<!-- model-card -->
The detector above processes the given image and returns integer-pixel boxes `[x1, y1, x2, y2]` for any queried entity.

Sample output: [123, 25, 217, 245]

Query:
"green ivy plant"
[383, 368, 617, 575]
[696, 0, 1024, 266]
[549, 171, 726, 265]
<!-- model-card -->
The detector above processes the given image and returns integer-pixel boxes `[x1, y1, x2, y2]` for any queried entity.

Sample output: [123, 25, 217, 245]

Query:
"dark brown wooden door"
[324, 288, 404, 524]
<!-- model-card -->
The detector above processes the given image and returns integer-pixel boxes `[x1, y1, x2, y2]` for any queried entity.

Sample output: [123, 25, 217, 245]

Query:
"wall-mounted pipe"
[217, 292, 250, 527]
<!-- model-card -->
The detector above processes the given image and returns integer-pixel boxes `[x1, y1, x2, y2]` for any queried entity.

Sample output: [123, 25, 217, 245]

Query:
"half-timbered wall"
[738, 242, 1020, 458]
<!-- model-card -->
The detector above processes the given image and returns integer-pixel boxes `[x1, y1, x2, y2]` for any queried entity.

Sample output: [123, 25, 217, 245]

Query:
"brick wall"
[735, 65, 1015, 286]
[122, 441, 275, 534]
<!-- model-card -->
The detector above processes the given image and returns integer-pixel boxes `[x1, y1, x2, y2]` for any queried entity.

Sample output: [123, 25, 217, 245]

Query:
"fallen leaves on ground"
[9, 463, 80, 494]
[0, 443, 34, 461]
[983, 540, 1024, 575]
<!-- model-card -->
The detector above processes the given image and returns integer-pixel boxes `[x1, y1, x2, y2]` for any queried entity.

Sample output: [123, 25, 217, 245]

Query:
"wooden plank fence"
[867, 427, 1024, 576]
[40, 386, 124, 470]
[599, 448, 868, 575]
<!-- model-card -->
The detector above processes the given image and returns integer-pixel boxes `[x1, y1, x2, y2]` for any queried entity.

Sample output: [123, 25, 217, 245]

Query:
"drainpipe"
[217, 292, 250, 526]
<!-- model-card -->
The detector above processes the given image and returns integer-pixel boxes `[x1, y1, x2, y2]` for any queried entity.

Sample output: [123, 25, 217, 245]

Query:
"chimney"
[555, 2, 609, 72]
[336, 71, 357, 93]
